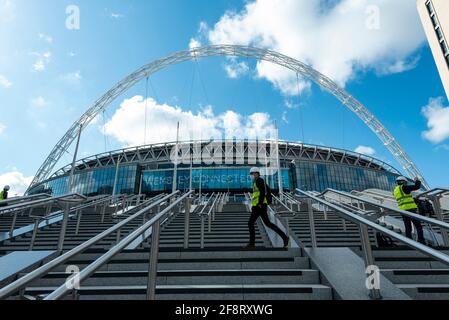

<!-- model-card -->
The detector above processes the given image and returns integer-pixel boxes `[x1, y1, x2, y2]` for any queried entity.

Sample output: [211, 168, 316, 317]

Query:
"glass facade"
[29, 165, 138, 197]
[29, 160, 397, 197]
[142, 168, 291, 194]
[294, 161, 396, 192]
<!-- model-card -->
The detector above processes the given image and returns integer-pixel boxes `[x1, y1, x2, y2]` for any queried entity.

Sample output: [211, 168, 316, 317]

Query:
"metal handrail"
[0, 193, 87, 215]
[29, 195, 113, 222]
[295, 188, 449, 299]
[0, 191, 180, 300]
[198, 193, 215, 216]
[418, 187, 449, 198]
[44, 191, 193, 300]
[272, 194, 295, 213]
[199, 193, 222, 248]
[296, 189, 449, 264]
[322, 188, 449, 232]
[3, 195, 118, 243]
[0, 193, 52, 207]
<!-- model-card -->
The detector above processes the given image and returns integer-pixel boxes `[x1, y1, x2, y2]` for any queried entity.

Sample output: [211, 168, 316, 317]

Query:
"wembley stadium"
[27, 140, 400, 197]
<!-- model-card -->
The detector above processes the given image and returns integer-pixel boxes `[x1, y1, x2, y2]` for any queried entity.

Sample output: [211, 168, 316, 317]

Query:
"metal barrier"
[323, 188, 449, 247]
[197, 193, 225, 249]
[0, 193, 52, 207]
[294, 188, 449, 300]
[0, 193, 87, 216]
[43, 191, 193, 300]
[0, 192, 180, 300]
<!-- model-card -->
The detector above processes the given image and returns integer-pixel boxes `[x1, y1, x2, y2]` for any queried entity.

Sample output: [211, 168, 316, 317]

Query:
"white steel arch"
[27, 45, 430, 190]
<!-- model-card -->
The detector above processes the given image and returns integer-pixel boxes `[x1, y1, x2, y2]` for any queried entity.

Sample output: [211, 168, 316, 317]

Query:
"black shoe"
[244, 244, 256, 249]
[283, 238, 290, 249]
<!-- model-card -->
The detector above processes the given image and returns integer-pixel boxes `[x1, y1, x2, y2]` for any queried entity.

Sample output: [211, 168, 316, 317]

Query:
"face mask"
[251, 175, 256, 181]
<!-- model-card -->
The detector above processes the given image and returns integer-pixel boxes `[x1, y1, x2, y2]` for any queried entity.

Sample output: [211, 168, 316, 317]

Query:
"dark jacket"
[401, 180, 421, 194]
[255, 177, 266, 207]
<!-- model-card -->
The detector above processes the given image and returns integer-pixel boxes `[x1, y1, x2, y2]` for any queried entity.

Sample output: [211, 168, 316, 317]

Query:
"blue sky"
[0, 0, 448, 195]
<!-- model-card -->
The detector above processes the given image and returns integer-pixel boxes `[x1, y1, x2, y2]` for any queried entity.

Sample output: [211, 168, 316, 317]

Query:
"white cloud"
[111, 12, 124, 19]
[0, 171, 34, 196]
[284, 99, 299, 110]
[30, 51, 51, 72]
[355, 145, 376, 156]
[224, 59, 250, 79]
[281, 111, 289, 124]
[60, 70, 82, 84]
[435, 144, 449, 152]
[0, 75, 12, 88]
[36, 121, 47, 129]
[38, 33, 53, 44]
[189, 38, 202, 50]
[102, 95, 276, 147]
[205, 0, 425, 96]
[30, 96, 48, 108]
[0, 0, 15, 22]
[422, 97, 449, 144]
[377, 56, 420, 75]
[0, 123, 5, 135]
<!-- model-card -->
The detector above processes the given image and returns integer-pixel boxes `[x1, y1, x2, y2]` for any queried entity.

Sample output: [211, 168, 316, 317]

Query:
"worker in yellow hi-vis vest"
[0, 185, 10, 207]
[393, 177, 425, 244]
[245, 167, 289, 249]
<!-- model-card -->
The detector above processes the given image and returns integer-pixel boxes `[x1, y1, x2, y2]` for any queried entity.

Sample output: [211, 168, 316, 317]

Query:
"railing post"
[57, 203, 71, 254]
[323, 205, 328, 221]
[208, 212, 212, 233]
[75, 209, 82, 235]
[147, 219, 161, 300]
[184, 197, 191, 249]
[9, 211, 18, 237]
[116, 229, 121, 244]
[307, 198, 317, 248]
[431, 195, 449, 247]
[29, 219, 40, 251]
[359, 224, 382, 300]
[200, 215, 205, 249]
[101, 205, 106, 223]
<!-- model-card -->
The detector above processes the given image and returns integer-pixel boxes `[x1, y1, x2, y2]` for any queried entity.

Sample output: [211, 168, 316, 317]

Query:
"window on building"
[441, 41, 449, 56]
[426, 1, 434, 15]
[431, 14, 438, 28]
[436, 27, 444, 41]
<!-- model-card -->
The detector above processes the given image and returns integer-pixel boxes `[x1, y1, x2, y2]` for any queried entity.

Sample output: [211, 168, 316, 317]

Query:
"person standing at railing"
[0, 185, 10, 207]
[246, 168, 289, 249]
[393, 177, 426, 244]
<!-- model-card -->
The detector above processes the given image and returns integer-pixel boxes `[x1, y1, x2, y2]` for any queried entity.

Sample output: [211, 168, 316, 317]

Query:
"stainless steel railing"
[0, 193, 52, 207]
[30, 195, 118, 250]
[197, 193, 225, 249]
[0, 191, 180, 300]
[322, 188, 449, 246]
[294, 188, 449, 300]
[44, 191, 193, 300]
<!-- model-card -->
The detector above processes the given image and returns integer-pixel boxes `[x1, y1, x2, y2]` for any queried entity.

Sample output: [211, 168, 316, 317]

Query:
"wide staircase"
[292, 206, 449, 299]
[0, 201, 333, 300]
[1, 189, 449, 300]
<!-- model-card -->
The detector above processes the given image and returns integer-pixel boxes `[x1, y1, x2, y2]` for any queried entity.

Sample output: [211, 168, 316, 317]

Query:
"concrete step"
[21, 284, 333, 300]
[382, 269, 449, 284]
[53, 256, 310, 272]
[397, 284, 449, 300]
[27, 269, 320, 286]
[68, 248, 302, 261]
